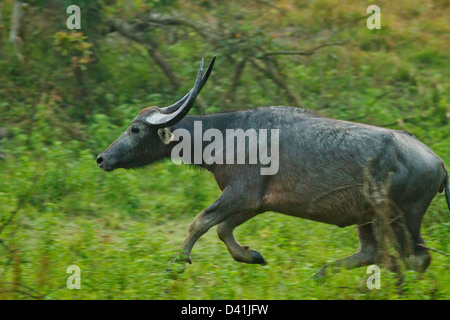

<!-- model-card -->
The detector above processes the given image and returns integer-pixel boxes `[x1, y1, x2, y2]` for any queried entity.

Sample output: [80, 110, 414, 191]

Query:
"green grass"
[0, 0, 449, 300]
[3, 206, 449, 300]
[0, 146, 448, 300]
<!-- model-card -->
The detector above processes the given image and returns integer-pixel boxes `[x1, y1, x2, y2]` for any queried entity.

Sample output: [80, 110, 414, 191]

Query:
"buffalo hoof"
[165, 254, 191, 275]
[251, 250, 267, 265]
[311, 268, 327, 283]
[165, 262, 186, 276]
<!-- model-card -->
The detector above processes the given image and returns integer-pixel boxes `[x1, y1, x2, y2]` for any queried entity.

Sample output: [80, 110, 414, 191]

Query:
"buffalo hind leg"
[392, 214, 431, 273]
[409, 235, 431, 273]
[314, 223, 378, 279]
[217, 211, 266, 264]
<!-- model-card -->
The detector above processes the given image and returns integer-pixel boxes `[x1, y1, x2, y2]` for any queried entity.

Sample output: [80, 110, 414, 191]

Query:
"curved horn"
[161, 56, 216, 115]
[145, 57, 215, 127]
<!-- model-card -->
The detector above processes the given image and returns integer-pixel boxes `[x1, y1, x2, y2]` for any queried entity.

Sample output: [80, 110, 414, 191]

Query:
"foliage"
[53, 31, 93, 71]
[0, 0, 449, 300]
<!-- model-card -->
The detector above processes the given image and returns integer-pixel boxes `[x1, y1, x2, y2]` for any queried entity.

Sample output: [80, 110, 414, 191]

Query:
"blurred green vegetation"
[0, 0, 449, 299]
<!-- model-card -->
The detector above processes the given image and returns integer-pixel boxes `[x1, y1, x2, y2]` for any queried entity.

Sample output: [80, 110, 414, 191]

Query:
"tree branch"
[0, 174, 40, 235]
[250, 57, 305, 108]
[251, 0, 285, 13]
[263, 42, 344, 57]
[223, 58, 246, 108]
[141, 14, 221, 47]
[109, 19, 209, 113]
[417, 244, 450, 258]
[111, 19, 181, 90]
[9, 0, 25, 62]
[0, 3, 3, 58]
[0, 282, 45, 299]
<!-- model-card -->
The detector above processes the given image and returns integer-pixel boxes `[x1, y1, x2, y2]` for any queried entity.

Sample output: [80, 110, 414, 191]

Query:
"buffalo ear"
[157, 128, 173, 145]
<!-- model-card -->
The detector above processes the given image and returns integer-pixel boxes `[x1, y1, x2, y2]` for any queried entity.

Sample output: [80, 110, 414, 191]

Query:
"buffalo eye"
[131, 126, 140, 134]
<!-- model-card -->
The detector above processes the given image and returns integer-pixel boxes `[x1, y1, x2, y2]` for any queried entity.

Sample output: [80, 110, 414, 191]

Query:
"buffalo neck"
[167, 113, 231, 172]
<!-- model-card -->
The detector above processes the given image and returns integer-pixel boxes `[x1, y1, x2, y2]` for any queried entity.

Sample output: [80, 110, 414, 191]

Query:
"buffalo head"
[97, 57, 215, 171]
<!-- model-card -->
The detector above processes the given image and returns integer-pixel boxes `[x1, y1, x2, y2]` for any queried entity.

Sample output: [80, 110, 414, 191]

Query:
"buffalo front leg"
[217, 211, 267, 264]
[168, 186, 260, 270]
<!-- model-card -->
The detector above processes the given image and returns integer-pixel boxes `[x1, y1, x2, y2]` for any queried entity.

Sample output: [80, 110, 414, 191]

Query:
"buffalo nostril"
[97, 156, 104, 166]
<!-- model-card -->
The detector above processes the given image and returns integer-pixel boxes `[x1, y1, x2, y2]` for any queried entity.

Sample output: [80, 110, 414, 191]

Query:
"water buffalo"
[97, 57, 449, 275]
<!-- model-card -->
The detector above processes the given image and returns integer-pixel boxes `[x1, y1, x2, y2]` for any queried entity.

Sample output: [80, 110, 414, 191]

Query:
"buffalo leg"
[393, 210, 431, 273]
[217, 211, 266, 264]
[314, 223, 378, 278]
[168, 186, 261, 267]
